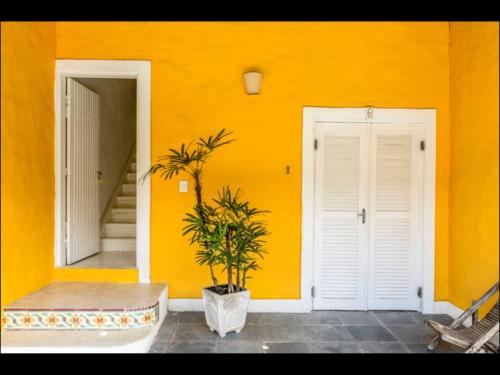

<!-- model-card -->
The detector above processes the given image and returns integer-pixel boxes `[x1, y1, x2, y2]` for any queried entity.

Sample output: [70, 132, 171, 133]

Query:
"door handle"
[358, 208, 366, 224]
[97, 171, 103, 183]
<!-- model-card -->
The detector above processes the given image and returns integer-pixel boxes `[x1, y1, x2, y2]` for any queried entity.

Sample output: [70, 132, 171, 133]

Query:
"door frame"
[54, 60, 151, 282]
[301, 107, 436, 313]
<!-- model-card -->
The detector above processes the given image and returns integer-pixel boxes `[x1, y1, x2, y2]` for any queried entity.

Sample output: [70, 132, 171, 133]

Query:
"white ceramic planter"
[202, 287, 250, 337]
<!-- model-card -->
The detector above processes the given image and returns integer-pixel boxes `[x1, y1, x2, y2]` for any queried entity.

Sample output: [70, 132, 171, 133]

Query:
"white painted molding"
[169, 299, 311, 313]
[169, 298, 473, 325]
[54, 60, 151, 283]
[170, 298, 467, 318]
[433, 301, 472, 327]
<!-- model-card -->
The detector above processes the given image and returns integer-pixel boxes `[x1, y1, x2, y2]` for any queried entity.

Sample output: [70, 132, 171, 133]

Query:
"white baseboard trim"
[168, 298, 471, 323]
[433, 301, 471, 327]
[168, 298, 311, 313]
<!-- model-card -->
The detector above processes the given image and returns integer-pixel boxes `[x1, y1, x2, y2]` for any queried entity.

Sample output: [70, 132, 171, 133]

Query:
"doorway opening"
[55, 60, 151, 282]
[65, 77, 137, 269]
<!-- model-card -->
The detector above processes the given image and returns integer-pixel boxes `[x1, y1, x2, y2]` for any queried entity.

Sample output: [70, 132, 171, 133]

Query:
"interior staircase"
[100, 154, 137, 261]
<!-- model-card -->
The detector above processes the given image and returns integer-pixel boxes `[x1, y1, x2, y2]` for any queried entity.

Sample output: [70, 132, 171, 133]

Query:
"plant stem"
[226, 228, 234, 293]
[192, 170, 219, 290]
[236, 264, 240, 292]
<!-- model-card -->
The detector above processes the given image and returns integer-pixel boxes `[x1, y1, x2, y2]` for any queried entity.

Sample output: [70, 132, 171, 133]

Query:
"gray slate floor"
[149, 311, 464, 353]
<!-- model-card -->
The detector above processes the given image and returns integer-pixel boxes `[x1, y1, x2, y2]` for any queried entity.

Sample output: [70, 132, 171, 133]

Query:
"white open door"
[66, 78, 100, 264]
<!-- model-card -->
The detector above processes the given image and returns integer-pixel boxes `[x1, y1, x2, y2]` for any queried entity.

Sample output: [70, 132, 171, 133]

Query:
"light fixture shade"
[243, 71, 262, 95]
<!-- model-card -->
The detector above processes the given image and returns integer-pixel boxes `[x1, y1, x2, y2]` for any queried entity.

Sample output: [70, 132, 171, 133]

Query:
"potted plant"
[142, 129, 269, 337]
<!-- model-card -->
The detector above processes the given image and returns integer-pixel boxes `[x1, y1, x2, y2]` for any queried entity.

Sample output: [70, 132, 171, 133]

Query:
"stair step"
[1, 282, 167, 336]
[116, 196, 136, 208]
[102, 223, 136, 238]
[111, 208, 136, 223]
[121, 184, 136, 196]
[101, 238, 136, 251]
[126, 173, 136, 183]
[130, 162, 136, 172]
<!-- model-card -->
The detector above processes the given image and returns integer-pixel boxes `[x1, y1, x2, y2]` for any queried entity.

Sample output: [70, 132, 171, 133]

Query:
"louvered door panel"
[323, 137, 360, 211]
[313, 123, 368, 310]
[367, 124, 421, 310]
[66, 78, 101, 264]
[319, 216, 360, 299]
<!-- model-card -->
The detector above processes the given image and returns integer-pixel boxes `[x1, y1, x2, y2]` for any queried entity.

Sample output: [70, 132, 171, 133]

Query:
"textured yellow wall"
[449, 22, 499, 311]
[53, 268, 138, 283]
[1, 22, 56, 313]
[56, 22, 451, 300]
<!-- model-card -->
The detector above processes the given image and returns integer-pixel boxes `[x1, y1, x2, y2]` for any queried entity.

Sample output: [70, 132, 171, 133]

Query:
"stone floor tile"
[335, 311, 380, 325]
[345, 325, 397, 342]
[216, 340, 263, 353]
[357, 342, 410, 353]
[387, 325, 437, 344]
[262, 342, 313, 353]
[372, 311, 418, 325]
[312, 342, 360, 353]
[177, 312, 206, 324]
[167, 341, 216, 353]
[172, 323, 220, 341]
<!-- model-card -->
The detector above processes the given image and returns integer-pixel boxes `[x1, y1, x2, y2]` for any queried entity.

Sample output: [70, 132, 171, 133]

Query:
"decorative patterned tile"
[3, 303, 158, 330]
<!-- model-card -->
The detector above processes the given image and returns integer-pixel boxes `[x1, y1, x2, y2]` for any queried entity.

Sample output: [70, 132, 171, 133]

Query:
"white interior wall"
[75, 78, 136, 218]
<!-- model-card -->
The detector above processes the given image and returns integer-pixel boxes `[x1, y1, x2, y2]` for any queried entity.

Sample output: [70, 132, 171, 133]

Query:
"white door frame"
[301, 107, 436, 313]
[54, 60, 151, 282]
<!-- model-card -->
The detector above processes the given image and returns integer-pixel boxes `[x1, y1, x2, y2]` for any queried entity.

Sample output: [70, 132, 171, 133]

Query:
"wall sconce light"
[243, 71, 262, 95]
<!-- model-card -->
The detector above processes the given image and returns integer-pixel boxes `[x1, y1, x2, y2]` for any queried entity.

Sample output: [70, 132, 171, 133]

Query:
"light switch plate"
[179, 180, 188, 193]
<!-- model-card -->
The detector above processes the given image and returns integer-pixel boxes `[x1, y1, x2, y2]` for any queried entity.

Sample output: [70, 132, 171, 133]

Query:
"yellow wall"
[449, 22, 499, 312]
[3, 22, 497, 310]
[55, 22, 451, 300]
[53, 268, 138, 283]
[1, 22, 56, 314]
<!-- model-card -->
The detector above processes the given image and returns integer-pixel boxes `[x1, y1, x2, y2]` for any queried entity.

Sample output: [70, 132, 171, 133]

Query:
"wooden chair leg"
[425, 319, 445, 351]
[483, 342, 499, 353]
[428, 335, 441, 351]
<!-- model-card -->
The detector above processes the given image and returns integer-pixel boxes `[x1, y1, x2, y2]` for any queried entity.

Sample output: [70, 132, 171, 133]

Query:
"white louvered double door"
[313, 122, 422, 311]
